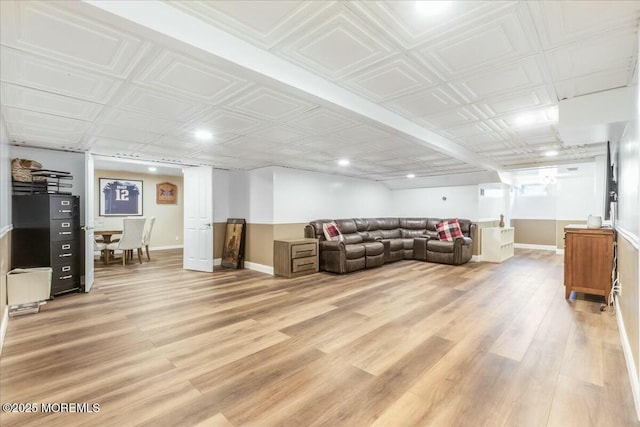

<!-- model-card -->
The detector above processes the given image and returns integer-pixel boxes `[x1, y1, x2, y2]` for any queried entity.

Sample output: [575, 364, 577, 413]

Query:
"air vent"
[567, 167, 579, 172]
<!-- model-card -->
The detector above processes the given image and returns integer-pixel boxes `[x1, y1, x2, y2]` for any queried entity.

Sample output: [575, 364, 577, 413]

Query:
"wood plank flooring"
[1, 249, 637, 426]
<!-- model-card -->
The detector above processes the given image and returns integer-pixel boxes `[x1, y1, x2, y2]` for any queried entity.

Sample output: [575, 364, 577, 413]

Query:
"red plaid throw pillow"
[436, 219, 463, 242]
[322, 221, 343, 241]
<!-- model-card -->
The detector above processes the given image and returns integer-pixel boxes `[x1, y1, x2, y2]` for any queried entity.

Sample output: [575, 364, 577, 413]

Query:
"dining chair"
[141, 216, 156, 261]
[93, 238, 107, 262]
[105, 218, 146, 266]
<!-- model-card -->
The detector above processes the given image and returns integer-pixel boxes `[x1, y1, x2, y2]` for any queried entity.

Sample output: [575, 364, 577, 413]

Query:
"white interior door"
[183, 166, 214, 272]
[84, 152, 95, 291]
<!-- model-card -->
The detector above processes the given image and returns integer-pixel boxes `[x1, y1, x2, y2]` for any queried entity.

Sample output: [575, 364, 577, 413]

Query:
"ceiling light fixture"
[544, 150, 558, 157]
[407, 173, 416, 179]
[194, 129, 213, 141]
[338, 159, 350, 166]
[148, 166, 157, 172]
[415, 1, 453, 16]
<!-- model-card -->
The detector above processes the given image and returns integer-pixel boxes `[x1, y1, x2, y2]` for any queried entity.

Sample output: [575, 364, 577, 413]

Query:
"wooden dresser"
[274, 238, 318, 278]
[564, 225, 614, 303]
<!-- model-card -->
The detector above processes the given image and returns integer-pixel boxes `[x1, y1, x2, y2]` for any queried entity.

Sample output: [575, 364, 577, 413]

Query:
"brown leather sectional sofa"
[304, 218, 475, 274]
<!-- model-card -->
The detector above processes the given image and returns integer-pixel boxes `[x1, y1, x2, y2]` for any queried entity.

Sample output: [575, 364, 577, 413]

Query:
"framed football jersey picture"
[99, 178, 143, 216]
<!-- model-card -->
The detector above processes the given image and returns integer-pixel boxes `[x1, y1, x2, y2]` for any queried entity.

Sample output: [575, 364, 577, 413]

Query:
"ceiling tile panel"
[190, 109, 266, 135]
[246, 125, 307, 143]
[349, 1, 508, 49]
[1, 82, 103, 121]
[1, 1, 149, 77]
[168, 0, 327, 49]
[554, 68, 630, 100]
[91, 124, 163, 145]
[383, 85, 464, 118]
[98, 107, 183, 135]
[413, 7, 538, 79]
[227, 87, 316, 121]
[290, 109, 356, 134]
[274, 6, 394, 79]
[114, 85, 208, 122]
[546, 29, 636, 82]
[340, 57, 436, 102]
[530, 1, 640, 49]
[0, 48, 123, 104]
[450, 56, 547, 101]
[135, 50, 252, 103]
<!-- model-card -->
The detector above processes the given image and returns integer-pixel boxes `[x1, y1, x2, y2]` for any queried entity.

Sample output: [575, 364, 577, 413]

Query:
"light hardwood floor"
[0, 249, 637, 426]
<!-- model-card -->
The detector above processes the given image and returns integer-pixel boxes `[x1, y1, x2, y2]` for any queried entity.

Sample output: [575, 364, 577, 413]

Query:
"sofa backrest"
[335, 218, 363, 244]
[306, 217, 473, 242]
[426, 218, 473, 238]
[305, 219, 331, 241]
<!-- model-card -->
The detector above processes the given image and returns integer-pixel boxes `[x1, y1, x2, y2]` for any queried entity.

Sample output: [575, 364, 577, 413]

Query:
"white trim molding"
[616, 225, 640, 250]
[470, 255, 482, 262]
[0, 306, 8, 357]
[1, 224, 12, 238]
[556, 249, 565, 255]
[514, 243, 556, 251]
[615, 297, 640, 421]
[244, 261, 274, 275]
[151, 245, 184, 251]
[213, 258, 222, 266]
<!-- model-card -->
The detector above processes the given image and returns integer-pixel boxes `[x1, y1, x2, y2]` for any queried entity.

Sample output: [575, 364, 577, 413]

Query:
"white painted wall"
[390, 185, 479, 220]
[212, 168, 230, 222]
[228, 168, 274, 223]
[618, 114, 640, 236]
[556, 176, 599, 220]
[10, 146, 86, 225]
[272, 167, 391, 223]
[511, 189, 558, 220]
[478, 184, 509, 223]
[0, 121, 10, 232]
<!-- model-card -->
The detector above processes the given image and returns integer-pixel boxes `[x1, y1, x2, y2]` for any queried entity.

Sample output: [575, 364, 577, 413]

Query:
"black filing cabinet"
[12, 194, 81, 296]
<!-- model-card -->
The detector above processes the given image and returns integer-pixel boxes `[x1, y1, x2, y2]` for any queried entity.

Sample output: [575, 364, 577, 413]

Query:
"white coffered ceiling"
[0, 1, 638, 183]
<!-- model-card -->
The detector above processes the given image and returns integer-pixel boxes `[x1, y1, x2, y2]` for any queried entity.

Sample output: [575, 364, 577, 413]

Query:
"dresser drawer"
[291, 243, 316, 259]
[292, 256, 317, 273]
[50, 196, 78, 219]
[50, 219, 77, 241]
[51, 240, 78, 264]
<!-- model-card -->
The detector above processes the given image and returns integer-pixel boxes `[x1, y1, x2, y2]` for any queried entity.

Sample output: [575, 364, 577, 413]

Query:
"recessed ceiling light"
[415, 1, 452, 16]
[148, 166, 157, 172]
[407, 173, 416, 179]
[194, 129, 213, 141]
[338, 159, 350, 166]
[544, 150, 558, 157]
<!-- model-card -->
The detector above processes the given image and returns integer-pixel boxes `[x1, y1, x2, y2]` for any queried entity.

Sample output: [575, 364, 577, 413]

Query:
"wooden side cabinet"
[274, 238, 318, 278]
[564, 225, 614, 303]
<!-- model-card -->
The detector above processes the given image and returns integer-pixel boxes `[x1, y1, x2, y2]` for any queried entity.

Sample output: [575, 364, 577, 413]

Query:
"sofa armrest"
[320, 240, 344, 251]
[454, 236, 473, 246]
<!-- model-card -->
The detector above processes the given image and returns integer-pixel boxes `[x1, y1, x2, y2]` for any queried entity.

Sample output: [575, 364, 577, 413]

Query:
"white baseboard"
[245, 261, 274, 275]
[0, 224, 12, 238]
[213, 258, 271, 274]
[556, 248, 565, 255]
[615, 297, 640, 421]
[0, 306, 8, 357]
[471, 255, 482, 262]
[151, 245, 184, 251]
[514, 243, 556, 251]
